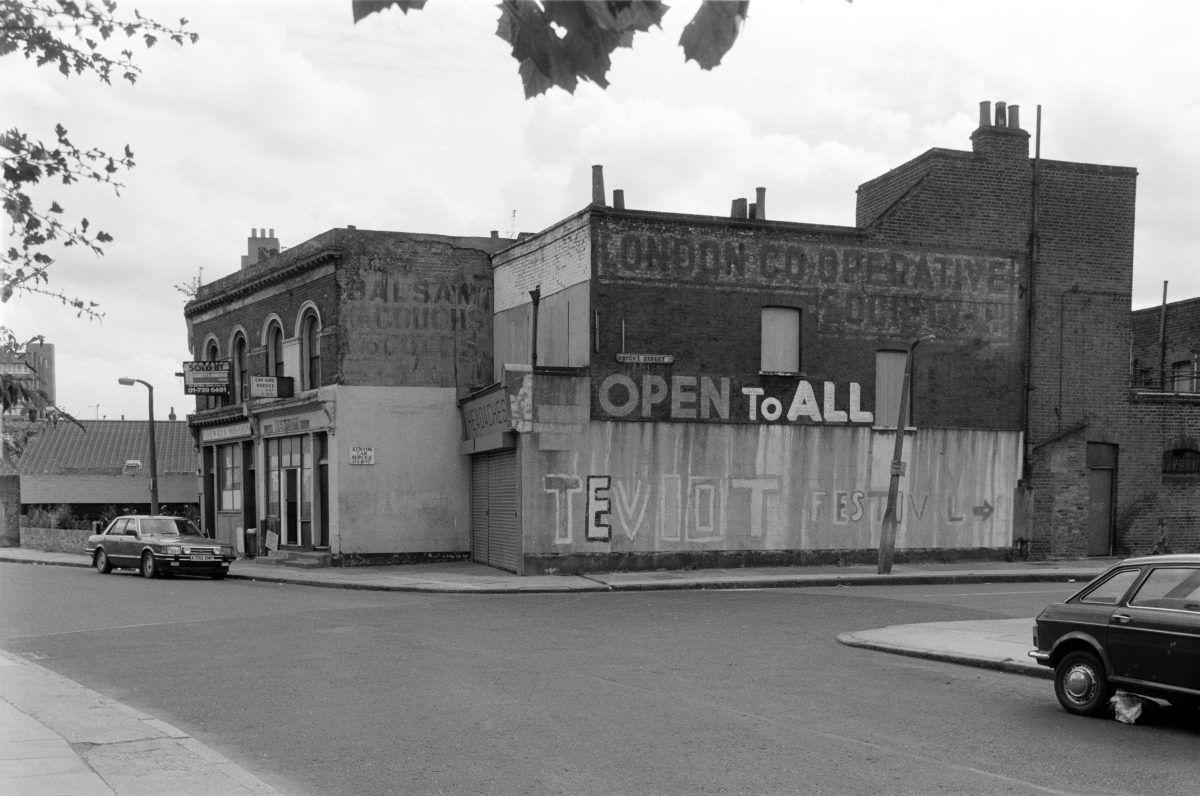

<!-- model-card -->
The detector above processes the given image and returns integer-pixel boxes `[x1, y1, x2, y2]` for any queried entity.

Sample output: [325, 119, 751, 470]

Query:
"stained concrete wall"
[330, 385, 470, 556]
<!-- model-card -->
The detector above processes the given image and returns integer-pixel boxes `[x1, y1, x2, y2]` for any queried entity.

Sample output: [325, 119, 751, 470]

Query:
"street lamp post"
[118, 377, 159, 514]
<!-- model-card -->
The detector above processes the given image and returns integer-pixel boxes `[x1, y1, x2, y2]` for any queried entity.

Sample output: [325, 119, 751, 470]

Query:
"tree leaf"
[351, 0, 427, 24]
[679, 0, 749, 70]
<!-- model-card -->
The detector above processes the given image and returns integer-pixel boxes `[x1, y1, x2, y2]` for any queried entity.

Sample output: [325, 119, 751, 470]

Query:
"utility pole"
[878, 340, 921, 574]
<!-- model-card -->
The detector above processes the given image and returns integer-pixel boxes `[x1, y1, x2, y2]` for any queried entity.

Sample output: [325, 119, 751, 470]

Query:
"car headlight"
[165, 545, 182, 555]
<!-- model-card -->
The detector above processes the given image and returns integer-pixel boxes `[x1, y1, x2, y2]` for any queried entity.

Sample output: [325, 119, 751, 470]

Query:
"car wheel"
[140, 551, 159, 579]
[1054, 650, 1113, 716]
[93, 549, 112, 574]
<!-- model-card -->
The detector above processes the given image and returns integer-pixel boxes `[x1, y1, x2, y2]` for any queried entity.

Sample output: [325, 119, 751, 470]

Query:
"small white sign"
[349, 446, 375, 465]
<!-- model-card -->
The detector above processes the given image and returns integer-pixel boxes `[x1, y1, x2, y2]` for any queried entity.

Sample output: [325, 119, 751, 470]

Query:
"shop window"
[760, 307, 800, 374]
[218, 444, 242, 511]
[301, 310, 321, 390]
[875, 350, 910, 428]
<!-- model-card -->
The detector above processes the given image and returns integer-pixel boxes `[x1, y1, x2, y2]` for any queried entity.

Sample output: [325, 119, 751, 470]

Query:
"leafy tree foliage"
[353, 0, 751, 98]
[1, 0, 197, 316]
[1, 1, 193, 448]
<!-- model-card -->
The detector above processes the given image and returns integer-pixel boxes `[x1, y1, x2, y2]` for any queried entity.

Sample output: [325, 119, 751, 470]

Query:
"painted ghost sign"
[341, 255, 492, 387]
[596, 225, 1021, 343]
[594, 374, 873, 425]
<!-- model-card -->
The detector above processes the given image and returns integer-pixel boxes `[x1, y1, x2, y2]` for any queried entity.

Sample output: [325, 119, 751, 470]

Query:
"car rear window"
[1078, 568, 1140, 605]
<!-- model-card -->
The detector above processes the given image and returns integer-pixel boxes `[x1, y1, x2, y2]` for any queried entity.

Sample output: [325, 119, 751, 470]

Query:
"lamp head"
[118, 377, 135, 386]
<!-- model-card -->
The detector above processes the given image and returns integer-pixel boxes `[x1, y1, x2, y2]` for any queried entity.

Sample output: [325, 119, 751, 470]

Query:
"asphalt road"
[2, 563, 1198, 795]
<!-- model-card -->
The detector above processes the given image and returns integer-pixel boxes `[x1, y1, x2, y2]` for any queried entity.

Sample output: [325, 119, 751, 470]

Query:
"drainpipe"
[1159, 281, 1168, 391]
[1022, 104, 1041, 483]
[529, 286, 541, 370]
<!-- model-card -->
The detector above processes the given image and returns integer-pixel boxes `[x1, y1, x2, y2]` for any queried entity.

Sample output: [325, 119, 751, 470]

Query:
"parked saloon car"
[85, 515, 236, 580]
[1030, 554, 1200, 716]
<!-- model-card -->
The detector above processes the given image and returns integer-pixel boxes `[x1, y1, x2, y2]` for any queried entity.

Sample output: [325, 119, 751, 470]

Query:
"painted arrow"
[973, 500, 994, 520]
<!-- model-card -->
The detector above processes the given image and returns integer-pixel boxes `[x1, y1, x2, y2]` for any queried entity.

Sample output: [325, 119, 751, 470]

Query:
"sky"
[3, 0, 1198, 422]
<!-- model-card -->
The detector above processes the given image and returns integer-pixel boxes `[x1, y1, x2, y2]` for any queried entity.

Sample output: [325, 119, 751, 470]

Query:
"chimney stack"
[591, 165, 606, 206]
[755, 187, 766, 220]
[731, 198, 748, 220]
[612, 189, 625, 210]
[970, 98, 1030, 159]
[240, 227, 281, 270]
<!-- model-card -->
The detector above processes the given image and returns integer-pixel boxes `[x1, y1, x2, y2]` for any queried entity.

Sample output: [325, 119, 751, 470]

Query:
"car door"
[1107, 565, 1200, 692]
[104, 518, 131, 566]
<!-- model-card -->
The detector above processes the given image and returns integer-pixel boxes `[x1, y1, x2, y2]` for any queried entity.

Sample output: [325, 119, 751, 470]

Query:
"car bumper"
[156, 555, 234, 574]
[1028, 649, 1051, 666]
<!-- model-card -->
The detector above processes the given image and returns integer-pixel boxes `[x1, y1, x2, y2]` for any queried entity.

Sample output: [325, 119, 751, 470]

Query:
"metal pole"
[145, 382, 160, 514]
[878, 340, 920, 574]
[120, 377, 159, 514]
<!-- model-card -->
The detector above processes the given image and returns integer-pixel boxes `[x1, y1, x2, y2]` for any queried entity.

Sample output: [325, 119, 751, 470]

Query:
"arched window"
[301, 310, 321, 390]
[205, 339, 221, 409]
[233, 333, 248, 402]
[266, 321, 284, 377]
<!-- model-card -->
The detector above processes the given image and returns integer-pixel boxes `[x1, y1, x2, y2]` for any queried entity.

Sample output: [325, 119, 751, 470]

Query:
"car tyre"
[1054, 650, 1113, 717]
[140, 551, 159, 579]
[93, 549, 112, 574]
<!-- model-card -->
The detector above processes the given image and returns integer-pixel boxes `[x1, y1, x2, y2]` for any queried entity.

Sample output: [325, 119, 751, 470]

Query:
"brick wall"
[188, 228, 504, 397]
[588, 211, 1026, 429]
[1131, 297, 1200, 390]
[19, 526, 91, 554]
[850, 106, 1160, 557]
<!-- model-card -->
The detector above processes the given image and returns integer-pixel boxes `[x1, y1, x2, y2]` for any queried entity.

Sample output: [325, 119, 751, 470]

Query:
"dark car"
[84, 515, 236, 580]
[1030, 554, 1200, 716]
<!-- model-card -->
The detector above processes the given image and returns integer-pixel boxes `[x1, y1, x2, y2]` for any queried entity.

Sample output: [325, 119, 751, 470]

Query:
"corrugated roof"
[12, 420, 196, 476]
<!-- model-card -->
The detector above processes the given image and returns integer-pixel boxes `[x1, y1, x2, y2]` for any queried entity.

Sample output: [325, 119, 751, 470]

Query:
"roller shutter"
[469, 449, 520, 573]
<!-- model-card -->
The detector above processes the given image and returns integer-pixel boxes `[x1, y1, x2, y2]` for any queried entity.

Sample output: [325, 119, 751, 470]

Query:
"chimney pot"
[731, 198, 748, 220]
[612, 189, 625, 210]
[755, 187, 766, 220]
[748, 202, 757, 219]
[490, 230, 499, 239]
[994, 101, 1007, 127]
[1007, 104, 1020, 129]
[591, 165, 606, 206]
[978, 101, 992, 127]
[269, 228, 275, 238]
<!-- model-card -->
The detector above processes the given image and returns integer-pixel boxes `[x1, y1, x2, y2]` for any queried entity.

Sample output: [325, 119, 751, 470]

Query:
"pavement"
[0, 547, 1109, 795]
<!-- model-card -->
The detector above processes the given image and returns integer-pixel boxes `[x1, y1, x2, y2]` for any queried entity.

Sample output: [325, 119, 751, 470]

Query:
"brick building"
[464, 100, 1196, 574]
[1127, 297, 1200, 553]
[184, 227, 511, 562]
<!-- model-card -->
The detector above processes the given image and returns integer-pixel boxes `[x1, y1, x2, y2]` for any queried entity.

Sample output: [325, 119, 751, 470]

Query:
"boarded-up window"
[1164, 448, 1200, 476]
[760, 307, 800, 373]
[875, 350, 910, 428]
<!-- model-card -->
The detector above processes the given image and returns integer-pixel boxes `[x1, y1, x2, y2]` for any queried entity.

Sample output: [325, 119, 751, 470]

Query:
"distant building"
[0, 341, 55, 419]
[13, 418, 197, 518]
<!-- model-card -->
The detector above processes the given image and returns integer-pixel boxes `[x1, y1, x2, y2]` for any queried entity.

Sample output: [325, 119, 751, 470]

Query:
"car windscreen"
[140, 518, 200, 536]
